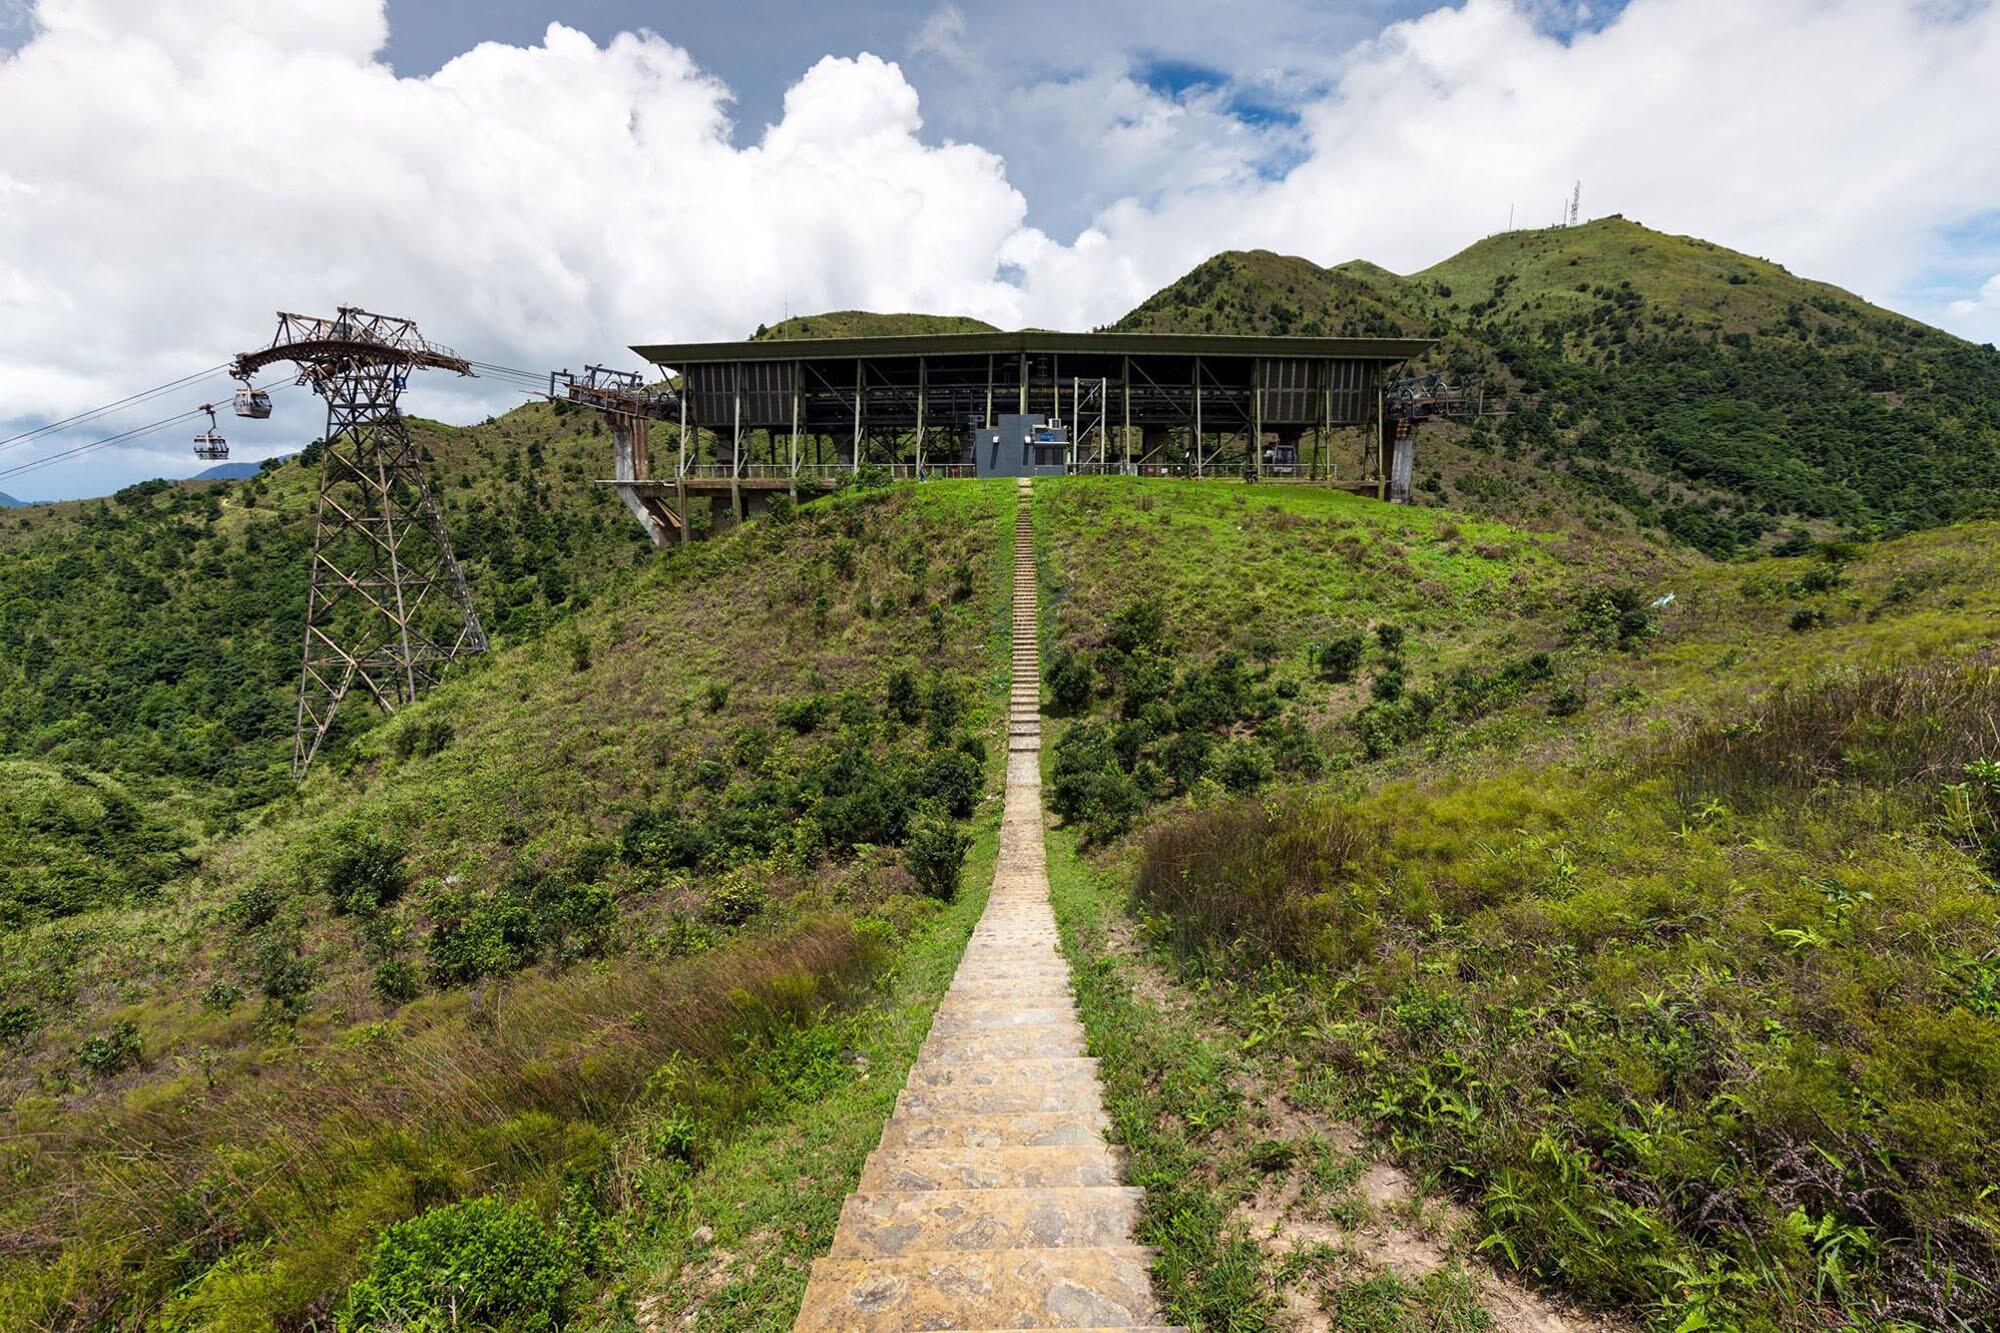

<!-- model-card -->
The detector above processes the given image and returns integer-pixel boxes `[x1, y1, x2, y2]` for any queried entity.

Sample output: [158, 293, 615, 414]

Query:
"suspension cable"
[0, 363, 233, 455]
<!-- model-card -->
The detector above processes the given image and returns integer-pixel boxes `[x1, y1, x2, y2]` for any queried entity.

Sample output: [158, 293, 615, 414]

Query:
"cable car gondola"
[193, 404, 229, 460]
[232, 387, 272, 419]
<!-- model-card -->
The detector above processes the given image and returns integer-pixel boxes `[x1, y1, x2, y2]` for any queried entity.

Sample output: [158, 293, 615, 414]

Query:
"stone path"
[796, 479, 1177, 1331]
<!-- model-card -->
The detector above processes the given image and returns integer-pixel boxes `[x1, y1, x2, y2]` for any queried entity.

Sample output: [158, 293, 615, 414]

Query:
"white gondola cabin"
[193, 404, 228, 460]
[232, 388, 272, 419]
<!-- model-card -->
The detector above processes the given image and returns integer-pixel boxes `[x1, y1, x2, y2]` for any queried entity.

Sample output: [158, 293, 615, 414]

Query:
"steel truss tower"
[234, 309, 488, 775]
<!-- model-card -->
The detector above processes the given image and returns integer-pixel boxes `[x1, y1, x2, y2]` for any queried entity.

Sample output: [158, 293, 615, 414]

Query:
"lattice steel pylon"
[234, 308, 488, 776]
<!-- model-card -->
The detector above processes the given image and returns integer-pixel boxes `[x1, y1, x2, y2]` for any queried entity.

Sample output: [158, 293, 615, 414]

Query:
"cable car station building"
[611, 331, 1432, 542]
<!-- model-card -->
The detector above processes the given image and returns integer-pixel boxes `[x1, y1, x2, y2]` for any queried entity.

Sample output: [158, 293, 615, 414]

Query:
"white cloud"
[1948, 273, 2000, 339]
[3, 0, 1999, 497]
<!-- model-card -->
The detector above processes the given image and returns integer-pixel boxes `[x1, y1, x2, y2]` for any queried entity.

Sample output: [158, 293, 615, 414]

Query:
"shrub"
[0, 1002, 37, 1047]
[1315, 632, 1366, 683]
[389, 717, 454, 760]
[703, 682, 730, 713]
[904, 810, 972, 900]
[425, 884, 537, 985]
[342, 1196, 578, 1333]
[1547, 685, 1587, 717]
[620, 807, 712, 869]
[925, 675, 965, 739]
[1110, 598, 1166, 654]
[1215, 739, 1274, 792]
[1788, 606, 1826, 632]
[76, 1021, 142, 1077]
[1049, 727, 1143, 841]
[1370, 669, 1405, 703]
[322, 830, 408, 917]
[251, 930, 319, 1013]
[227, 881, 280, 934]
[1573, 584, 1656, 649]
[372, 958, 424, 1005]
[776, 695, 830, 735]
[1374, 623, 1406, 654]
[918, 748, 982, 818]
[199, 981, 244, 1012]
[1160, 730, 1213, 790]
[883, 668, 922, 723]
[703, 873, 765, 927]
[1045, 645, 1095, 714]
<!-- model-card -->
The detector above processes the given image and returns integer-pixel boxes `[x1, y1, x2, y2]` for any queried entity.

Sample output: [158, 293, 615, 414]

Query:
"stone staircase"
[795, 479, 1178, 1331]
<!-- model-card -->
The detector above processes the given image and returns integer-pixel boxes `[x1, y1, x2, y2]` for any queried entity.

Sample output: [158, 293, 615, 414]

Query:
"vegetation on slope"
[1033, 479, 2000, 1329]
[1113, 249, 1422, 340]
[1120, 219, 2000, 557]
[0, 480, 1015, 1328]
[751, 311, 999, 340]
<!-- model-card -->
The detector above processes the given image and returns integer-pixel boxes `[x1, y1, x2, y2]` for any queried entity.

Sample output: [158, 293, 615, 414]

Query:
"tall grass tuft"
[1664, 655, 2000, 824]
[1135, 796, 1378, 968]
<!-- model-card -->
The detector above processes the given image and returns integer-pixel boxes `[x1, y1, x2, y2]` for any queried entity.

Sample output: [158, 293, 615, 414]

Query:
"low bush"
[1314, 631, 1366, 683]
[904, 808, 972, 900]
[322, 829, 409, 917]
[76, 1020, 143, 1077]
[1046, 645, 1095, 713]
[341, 1196, 578, 1332]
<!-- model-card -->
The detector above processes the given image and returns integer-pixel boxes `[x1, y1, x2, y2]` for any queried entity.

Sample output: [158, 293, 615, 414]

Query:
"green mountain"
[0, 492, 23, 508]
[1124, 218, 2000, 555]
[751, 310, 998, 340]
[1112, 248, 1421, 338]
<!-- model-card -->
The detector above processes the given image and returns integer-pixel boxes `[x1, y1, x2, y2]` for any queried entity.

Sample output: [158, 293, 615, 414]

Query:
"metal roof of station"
[632, 330, 1435, 365]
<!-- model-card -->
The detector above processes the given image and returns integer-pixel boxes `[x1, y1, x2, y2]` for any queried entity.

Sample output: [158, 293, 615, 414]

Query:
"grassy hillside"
[1030, 479, 2000, 1329]
[0, 479, 1017, 1328]
[1121, 219, 2000, 557]
[751, 311, 999, 340]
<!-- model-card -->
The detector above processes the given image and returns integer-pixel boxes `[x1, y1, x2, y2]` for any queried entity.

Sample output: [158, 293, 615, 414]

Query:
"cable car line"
[0, 363, 232, 454]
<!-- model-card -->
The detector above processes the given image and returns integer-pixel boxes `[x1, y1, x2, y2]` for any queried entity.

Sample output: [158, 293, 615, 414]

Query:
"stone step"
[859, 1144, 1127, 1192]
[920, 1029, 1092, 1065]
[877, 1110, 1109, 1149]
[827, 1186, 1144, 1258]
[896, 1080, 1103, 1118]
[796, 1247, 1167, 1331]
[904, 1057, 1098, 1090]
[930, 1005, 1079, 1028]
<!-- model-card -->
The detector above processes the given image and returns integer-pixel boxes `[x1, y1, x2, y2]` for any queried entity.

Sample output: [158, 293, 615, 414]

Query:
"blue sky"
[1, 0, 1996, 499]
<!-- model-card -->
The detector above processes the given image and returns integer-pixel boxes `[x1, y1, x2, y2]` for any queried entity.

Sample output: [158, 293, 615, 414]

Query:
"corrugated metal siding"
[1257, 358, 1374, 425]
[685, 362, 796, 425]
[1258, 359, 1317, 423]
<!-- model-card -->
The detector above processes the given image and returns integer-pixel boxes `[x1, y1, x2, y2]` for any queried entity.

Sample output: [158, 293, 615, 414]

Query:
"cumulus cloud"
[2, 0, 1999, 496]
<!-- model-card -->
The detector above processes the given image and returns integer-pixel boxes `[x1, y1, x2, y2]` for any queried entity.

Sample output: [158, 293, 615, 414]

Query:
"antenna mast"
[1568, 181, 1581, 227]
[234, 307, 489, 776]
